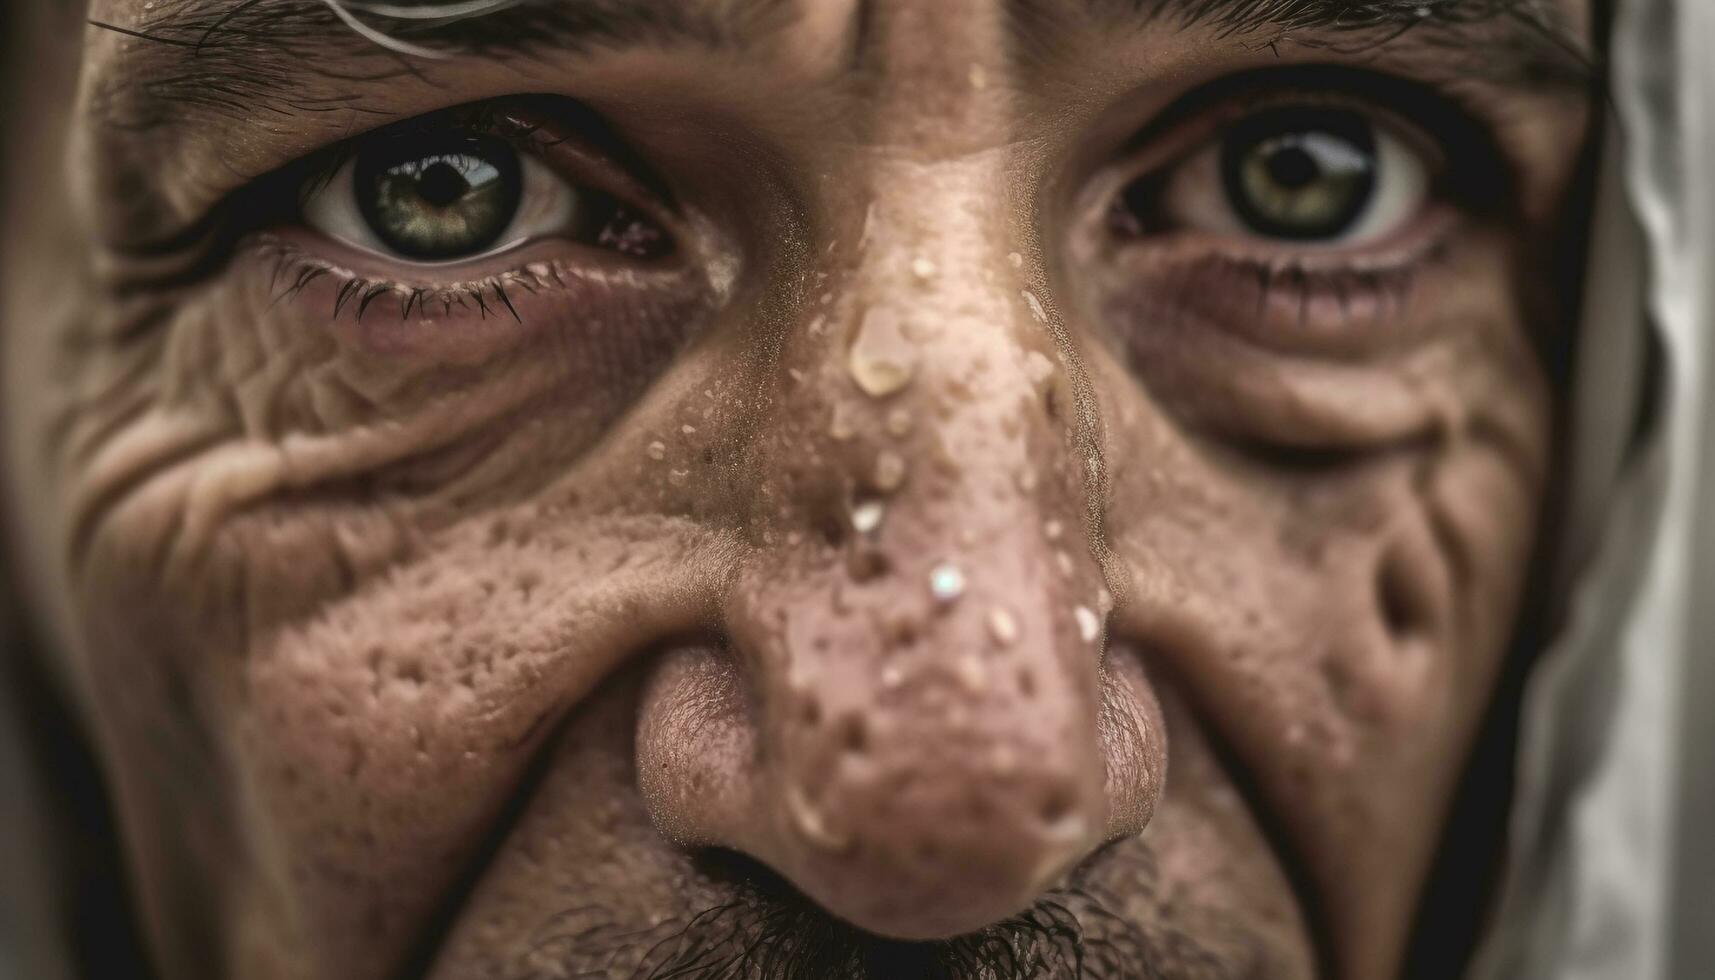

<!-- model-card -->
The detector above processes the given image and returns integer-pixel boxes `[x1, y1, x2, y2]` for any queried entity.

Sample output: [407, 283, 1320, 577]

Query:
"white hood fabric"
[1471, 0, 1713, 977]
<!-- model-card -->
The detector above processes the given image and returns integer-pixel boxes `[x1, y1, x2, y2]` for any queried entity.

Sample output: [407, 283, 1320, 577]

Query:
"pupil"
[353, 133, 523, 261]
[416, 161, 470, 208]
[1265, 144, 1319, 190]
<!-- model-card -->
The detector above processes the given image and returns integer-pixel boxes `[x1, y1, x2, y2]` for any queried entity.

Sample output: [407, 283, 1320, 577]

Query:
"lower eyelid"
[1102, 263, 1460, 454]
[249, 235, 711, 373]
[1098, 223, 1455, 362]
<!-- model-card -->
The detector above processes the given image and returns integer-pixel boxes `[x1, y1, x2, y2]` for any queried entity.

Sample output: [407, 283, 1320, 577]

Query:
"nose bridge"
[758, 150, 1089, 564]
[708, 154, 1116, 938]
[784, 151, 1089, 593]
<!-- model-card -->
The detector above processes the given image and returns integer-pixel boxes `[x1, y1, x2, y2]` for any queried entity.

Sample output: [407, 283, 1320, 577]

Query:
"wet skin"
[0, 1, 1594, 978]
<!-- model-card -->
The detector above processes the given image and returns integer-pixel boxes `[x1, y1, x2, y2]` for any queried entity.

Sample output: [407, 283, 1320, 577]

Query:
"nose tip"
[780, 569, 1107, 940]
[638, 522, 1121, 939]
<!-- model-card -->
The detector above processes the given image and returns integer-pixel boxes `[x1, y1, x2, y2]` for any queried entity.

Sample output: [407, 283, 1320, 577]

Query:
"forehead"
[86, 0, 1594, 74]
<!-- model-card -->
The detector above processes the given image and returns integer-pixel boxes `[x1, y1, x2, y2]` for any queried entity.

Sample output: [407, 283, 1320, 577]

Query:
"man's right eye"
[299, 107, 673, 266]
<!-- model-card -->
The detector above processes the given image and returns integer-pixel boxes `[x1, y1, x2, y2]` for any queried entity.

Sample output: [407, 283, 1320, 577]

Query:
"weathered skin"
[0, 1, 1592, 979]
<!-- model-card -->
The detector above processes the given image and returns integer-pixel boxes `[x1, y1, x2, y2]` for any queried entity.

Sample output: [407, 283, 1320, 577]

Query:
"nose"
[636, 155, 1163, 940]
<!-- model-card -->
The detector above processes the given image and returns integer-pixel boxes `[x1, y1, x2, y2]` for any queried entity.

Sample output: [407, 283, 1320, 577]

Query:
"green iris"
[1221, 108, 1378, 241]
[355, 133, 523, 260]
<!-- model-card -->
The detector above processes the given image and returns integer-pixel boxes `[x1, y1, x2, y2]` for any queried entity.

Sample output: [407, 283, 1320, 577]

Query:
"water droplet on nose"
[1074, 606, 1101, 643]
[646, 441, 667, 461]
[874, 450, 907, 492]
[786, 784, 853, 852]
[1097, 587, 1114, 614]
[1043, 519, 1064, 542]
[1056, 551, 1076, 578]
[848, 308, 915, 398]
[911, 256, 939, 281]
[987, 608, 1019, 647]
[1007, 252, 1024, 270]
[851, 498, 886, 535]
[929, 563, 967, 604]
[969, 64, 989, 90]
[668, 469, 690, 487]
[681, 424, 697, 435]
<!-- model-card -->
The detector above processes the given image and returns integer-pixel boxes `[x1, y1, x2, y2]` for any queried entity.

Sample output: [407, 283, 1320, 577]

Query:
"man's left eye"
[1130, 105, 1432, 247]
[301, 119, 667, 264]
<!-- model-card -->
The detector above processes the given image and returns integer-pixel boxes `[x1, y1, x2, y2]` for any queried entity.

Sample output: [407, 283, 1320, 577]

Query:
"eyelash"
[1103, 66, 1512, 334]
[1176, 244, 1447, 339]
[266, 251, 537, 324]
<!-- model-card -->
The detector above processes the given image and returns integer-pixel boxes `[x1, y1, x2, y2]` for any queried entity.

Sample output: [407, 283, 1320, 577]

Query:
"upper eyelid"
[1108, 66, 1517, 209]
[1124, 93, 1423, 173]
[1119, 65, 1504, 149]
[249, 96, 679, 230]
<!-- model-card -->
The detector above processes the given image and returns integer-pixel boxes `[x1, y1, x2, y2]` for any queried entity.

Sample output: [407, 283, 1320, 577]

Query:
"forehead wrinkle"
[87, 0, 796, 132]
[1010, 0, 1594, 91]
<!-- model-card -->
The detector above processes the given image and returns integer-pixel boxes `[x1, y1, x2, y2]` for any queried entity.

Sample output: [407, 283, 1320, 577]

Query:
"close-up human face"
[0, 1, 1601, 978]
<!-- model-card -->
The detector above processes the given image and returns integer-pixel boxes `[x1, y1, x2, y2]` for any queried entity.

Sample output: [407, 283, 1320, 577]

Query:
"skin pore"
[0, 1, 1595, 978]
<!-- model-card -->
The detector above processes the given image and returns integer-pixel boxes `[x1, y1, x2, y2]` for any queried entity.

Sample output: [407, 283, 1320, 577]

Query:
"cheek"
[39, 249, 725, 975]
[1103, 298, 1547, 754]
[64, 441, 730, 976]
[1085, 238, 1550, 976]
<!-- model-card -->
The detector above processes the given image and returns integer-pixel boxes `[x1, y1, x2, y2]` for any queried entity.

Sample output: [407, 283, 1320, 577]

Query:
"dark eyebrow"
[89, 0, 792, 130]
[1067, 0, 1595, 91]
[102, 0, 784, 54]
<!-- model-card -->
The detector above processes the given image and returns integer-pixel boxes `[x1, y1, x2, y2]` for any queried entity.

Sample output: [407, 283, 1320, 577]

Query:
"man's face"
[2, 0, 1594, 977]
